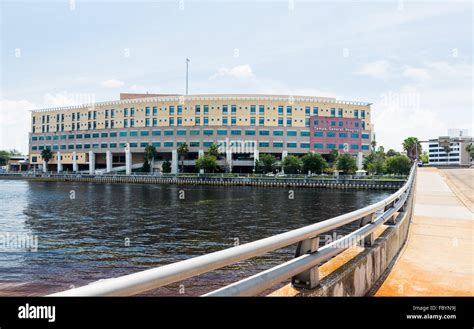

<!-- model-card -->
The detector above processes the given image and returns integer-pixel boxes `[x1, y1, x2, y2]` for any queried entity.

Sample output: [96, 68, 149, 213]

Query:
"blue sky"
[1, 0, 472, 153]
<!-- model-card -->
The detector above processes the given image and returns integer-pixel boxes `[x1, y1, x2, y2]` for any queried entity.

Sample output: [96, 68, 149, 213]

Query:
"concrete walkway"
[376, 167, 473, 296]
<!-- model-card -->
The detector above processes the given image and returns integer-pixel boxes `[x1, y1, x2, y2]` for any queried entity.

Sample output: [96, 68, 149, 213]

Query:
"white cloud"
[0, 99, 36, 153]
[402, 67, 431, 81]
[373, 60, 473, 150]
[100, 79, 124, 88]
[355, 60, 393, 80]
[209, 64, 256, 80]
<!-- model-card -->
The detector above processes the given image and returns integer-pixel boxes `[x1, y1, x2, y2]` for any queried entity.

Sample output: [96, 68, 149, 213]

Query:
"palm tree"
[41, 148, 53, 172]
[144, 145, 157, 173]
[402, 137, 422, 161]
[371, 135, 377, 152]
[177, 143, 189, 173]
[466, 143, 474, 162]
[207, 143, 220, 158]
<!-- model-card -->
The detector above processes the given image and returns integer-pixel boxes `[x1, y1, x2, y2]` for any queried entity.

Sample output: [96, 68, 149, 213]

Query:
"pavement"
[375, 167, 473, 296]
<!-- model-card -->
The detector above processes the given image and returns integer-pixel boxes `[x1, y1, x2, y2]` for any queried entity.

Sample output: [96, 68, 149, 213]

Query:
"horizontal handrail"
[204, 195, 406, 296]
[48, 165, 416, 296]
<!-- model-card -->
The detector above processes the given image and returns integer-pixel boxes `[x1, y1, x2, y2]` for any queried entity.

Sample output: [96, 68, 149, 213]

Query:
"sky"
[1, 0, 472, 154]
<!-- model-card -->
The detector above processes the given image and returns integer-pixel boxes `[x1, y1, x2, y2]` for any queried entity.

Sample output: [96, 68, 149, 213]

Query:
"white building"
[428, 130, 472, 166]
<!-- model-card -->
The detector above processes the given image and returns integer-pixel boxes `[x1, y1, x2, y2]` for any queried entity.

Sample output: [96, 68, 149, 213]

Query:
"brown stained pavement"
[375, 167, 474, 296]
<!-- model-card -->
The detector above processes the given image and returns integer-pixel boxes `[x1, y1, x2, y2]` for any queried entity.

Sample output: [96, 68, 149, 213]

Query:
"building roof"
[30, 94, 372, 113]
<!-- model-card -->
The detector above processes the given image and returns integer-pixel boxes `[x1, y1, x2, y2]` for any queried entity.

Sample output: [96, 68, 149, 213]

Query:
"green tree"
[419, 152, 429, 164]
[301, 152, 327, 174]
[385, 155, 412, 175]
[207, 143, 220, 158]
[41, 149, 53, 171]
[142, 158, 150, 172]
[258, 154, 278, 173]
[371, 137, 377, 152]
[402, 137, 422, 161]
[336, 154, 357, 174]
[328, 149, 339, 164]
[0, 150, 10, 166]
[282, 155, 302, 174]
[466, 143, 474, 161]
[144, 145, 157, 173]
[177, 143, 189, 173]
[386, 149, 399, 157]
[195, 155, 218, 173]
[162, 159, 171, 173]
[363, 152, 385, 174]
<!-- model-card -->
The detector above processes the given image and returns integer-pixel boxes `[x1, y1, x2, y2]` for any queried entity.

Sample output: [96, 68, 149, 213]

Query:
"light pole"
[186, 58, 190, 96]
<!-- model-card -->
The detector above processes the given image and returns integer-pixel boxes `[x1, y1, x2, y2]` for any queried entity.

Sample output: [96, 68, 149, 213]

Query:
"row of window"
[313, 144, 368, 150]
[313, 132, 369, 139]
[35, 106, 368, 120]
[313, 120, 365, 129]
[32, 129, 319, 141]
[32, 141, 325, 150]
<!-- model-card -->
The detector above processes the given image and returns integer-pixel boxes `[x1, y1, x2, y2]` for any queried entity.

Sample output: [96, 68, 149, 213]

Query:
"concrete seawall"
[0, 173, 405, 190]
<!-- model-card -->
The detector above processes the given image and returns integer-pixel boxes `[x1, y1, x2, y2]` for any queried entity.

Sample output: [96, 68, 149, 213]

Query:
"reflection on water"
[0, 179, 391, 296]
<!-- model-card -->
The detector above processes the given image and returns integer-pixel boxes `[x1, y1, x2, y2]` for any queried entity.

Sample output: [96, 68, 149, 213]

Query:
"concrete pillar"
[42, 159, 47, 173]
[226, 147, 233, 173]
[357, 152, 363, 170]
[281, 150, 288, 174]
[171, 149, 178, 174]
[57, 152, 62, 173]
[198, 149, 204, 158]
[72, 151, 78, 172]
[106, 151, 112, 173]
[89, 151, 95, 174]
[125, 145, 132, 175]
[253, 149, 259, 165]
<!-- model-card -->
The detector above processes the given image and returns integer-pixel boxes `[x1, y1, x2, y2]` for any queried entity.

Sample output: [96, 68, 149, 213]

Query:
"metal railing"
[48, 164, 416, 297]
[49, 166, 416, 296]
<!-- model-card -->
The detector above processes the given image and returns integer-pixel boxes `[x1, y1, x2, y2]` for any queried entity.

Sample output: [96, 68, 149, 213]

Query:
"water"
[0, 179, 391, 296]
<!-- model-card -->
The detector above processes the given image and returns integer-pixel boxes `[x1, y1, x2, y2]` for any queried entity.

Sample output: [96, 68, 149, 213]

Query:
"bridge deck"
[376, 167, 473, 296]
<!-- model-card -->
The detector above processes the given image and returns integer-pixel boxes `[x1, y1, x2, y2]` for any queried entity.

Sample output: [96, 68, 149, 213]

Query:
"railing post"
[291, 236, 320, 289]
[360, 213, 376, 246]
